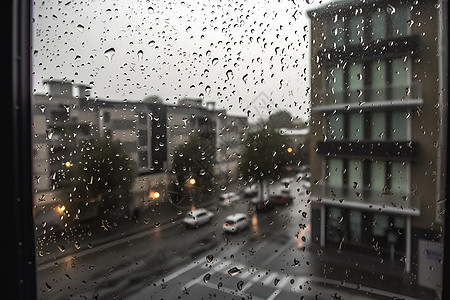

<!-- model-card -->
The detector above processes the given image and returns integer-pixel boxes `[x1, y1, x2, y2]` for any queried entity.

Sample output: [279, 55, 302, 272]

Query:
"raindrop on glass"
[227, 267, 241, 276]
[237, 280, 244, 290]
[104, 47, 116, 62]
[386, 4, 396, 14]
[203, 273, 211, 283]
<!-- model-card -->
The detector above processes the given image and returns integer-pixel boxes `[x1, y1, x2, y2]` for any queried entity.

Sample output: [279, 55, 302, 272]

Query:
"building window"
[371, 9, 387, 41]
[327, 17, 345, 47]
[328, 158, 344, 188]
[348, 113, 363, 141]
[391, 110, 408, 140]
[327, 66, 344, 104]
[370, 60, 387, 101]
[370, 160, 386, 192]
[327, 113, 344, 140]
[349, 15, 364, 45]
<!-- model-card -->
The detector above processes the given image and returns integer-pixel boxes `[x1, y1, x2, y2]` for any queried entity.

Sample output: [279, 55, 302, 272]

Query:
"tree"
[170, 135, 215, 203]
[266, 110, 294, 130]
[239, 124, 293, 200]
[60, 137, 135, 218]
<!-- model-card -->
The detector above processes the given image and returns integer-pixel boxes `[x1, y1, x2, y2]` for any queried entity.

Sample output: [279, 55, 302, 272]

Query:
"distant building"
[307, 0, 445, 285]
[32, 80, 247, 211]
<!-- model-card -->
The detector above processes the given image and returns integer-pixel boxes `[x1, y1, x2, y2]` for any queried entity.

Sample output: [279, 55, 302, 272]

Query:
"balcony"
[317, 35, 420, 66]
[312, 84, 423, 113]
[311, 184, 420, 216]
[316, 140, 418, 160]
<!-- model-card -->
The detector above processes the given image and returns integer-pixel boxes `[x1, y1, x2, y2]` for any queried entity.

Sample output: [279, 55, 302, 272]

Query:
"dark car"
[269, 189, 294, 205]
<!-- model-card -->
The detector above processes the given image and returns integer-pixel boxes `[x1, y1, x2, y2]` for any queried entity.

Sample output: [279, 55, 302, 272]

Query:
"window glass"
[349, 210, 362, 243]
[349, 15, 364, 45]
[371, 111, 386, 141]
[328, 66, 344, 104]
[348, 159, 362, 191]
[371, 10, 386, 41]
[372, 214, 389, 236]
[29, 1, 445, 299]
[349, 113, 363, 140]
[328, 158, 343, 187]
[370, 160, 386, 192]
[348, 63, 363, 102]
[328, 17, 345, 47]
[327, 113, 344, 140]
[391, 110, 408, 140]
[390, 161, 408, 194]
[371, 60, 387, 101]
[391, 6, 409, 37]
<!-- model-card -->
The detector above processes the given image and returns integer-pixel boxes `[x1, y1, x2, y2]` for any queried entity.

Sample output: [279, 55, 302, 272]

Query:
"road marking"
[266, 275, 291, 300]
[159, 259, 201, 284]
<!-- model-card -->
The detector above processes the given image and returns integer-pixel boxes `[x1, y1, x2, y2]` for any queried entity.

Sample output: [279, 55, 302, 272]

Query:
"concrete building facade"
[307, 0, 445, 288]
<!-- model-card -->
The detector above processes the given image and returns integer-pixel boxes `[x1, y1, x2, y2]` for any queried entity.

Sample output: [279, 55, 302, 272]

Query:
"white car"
[218, 192, 240, 206]
[222, 213, 249, 233]
[183, 208, 214, 228]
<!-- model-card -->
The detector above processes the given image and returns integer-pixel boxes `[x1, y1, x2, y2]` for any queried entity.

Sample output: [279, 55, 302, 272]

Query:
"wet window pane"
[30, 0, 446, 299]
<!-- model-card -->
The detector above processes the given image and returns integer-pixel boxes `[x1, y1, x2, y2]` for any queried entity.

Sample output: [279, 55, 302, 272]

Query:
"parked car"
[183, 208, 214, 228]
[218, 192, 240, 206]
[222, 213, 249, 233]
[269, 189, 294, 205]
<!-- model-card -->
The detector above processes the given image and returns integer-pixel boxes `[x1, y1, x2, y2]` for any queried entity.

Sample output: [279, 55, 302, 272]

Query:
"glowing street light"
[188, 178, 196, 185]
[64, 161, 73, 168]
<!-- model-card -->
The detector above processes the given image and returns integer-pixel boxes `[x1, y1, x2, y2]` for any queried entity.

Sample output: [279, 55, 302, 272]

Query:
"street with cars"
[35, 173, 431, 299]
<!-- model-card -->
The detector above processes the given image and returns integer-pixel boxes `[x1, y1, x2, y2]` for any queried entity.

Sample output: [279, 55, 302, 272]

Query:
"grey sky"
[32, 0, 322, 121]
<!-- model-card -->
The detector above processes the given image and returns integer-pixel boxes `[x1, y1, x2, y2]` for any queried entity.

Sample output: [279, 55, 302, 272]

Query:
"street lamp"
[188, 178, 196, 185]
[64, 161, 73, 168]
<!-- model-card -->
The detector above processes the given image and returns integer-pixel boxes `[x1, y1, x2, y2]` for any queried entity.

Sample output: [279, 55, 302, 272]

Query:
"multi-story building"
[307, 0, 445, 286]
[33, 80, 247, 211]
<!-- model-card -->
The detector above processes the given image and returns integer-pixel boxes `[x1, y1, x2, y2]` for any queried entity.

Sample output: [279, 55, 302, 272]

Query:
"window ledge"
[311, 98, 424, 113]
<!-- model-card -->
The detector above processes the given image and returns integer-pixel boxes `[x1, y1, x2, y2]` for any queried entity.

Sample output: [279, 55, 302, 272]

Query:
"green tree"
[170, 135, 215, 202]
[60, 137, 135, 217]
[239, 124, 293, 199]
[266, 110, 294, 130]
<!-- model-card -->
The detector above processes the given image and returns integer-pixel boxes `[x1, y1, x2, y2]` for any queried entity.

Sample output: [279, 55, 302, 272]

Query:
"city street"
[35, 178, 433, 299]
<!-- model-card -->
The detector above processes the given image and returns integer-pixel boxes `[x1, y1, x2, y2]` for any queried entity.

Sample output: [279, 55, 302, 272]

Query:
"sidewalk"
[300, 242, 438, 299]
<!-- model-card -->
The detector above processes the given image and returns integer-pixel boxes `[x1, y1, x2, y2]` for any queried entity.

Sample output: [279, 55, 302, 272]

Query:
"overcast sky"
[32, 0, 325, 122]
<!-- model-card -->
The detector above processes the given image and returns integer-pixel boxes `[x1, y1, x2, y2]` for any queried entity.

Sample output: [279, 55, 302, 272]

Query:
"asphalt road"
[35, 179, 433, 300]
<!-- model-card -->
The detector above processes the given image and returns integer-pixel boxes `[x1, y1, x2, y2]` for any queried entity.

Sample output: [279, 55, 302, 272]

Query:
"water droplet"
[206, 254, 214, 262]
[148, 6, 155, 14]
[46, 129, 54, 139]
[386, 4, 396, 14]
[242, 74, 248, 84]
[274, 278, 280, 286]
[407, 19, 414, 27]
[104, 47, 116, 62]
[148, 40, 156, 47]
[227, 267, 241, 276]
[39, 105, 46, 113]
[74, 241, 81, 250]
[57, 245, 66, 253]
[77, 24, 84, 32]
[217, 282, 223, 288]
[154, 222, 161, 227]
[137, 50, 143, 62]
[226, 69, 234, 81]
[237, 280, 244, 290]
[211, 57, 219, 66]
[203, 273, 211, 283]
